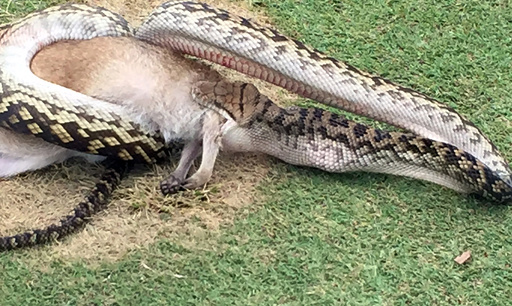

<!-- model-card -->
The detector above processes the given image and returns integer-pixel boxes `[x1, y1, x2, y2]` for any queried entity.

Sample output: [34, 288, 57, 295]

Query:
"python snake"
[0, 1, 511, 250]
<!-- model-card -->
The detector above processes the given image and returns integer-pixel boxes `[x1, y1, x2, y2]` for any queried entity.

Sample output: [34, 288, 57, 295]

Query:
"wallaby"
[1, 36, 234, 193]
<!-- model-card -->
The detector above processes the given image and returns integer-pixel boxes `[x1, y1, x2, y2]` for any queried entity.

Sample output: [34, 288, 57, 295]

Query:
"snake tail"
[0, 159, 131, 251]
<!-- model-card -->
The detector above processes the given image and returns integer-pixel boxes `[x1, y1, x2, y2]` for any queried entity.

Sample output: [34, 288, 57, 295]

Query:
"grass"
[1, 0, 512, 304]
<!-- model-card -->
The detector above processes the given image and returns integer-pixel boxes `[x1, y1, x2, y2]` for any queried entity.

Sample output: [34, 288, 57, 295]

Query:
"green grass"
[0, 0, 61, 20]
[1, 0, 512, 304]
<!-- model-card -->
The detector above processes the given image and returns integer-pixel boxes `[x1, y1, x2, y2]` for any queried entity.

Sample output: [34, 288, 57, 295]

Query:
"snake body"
[193, 80, 512, 201]
[136, 1, 511, 184]
[0, 159, 130, 251]
[0, 3, 167, 163]
[1, 1, 511, 250]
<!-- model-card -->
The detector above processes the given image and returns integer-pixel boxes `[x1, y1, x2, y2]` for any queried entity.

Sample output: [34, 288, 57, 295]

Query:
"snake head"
[191, 79, 267, 127]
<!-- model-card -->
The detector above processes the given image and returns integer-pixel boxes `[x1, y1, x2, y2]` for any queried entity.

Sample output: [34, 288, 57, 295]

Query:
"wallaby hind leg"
[160, 110, 224, 195]
[182, 111, 224, 190]
[160, 139, 201, 195]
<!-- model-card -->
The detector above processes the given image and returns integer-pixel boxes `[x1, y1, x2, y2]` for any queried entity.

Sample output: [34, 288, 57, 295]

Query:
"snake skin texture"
[192, 81, 512, 201]
[136, 1, 511, 184]
[1, 1, 512, 250]
[0, 159, 130, 251]
[0, 3, 168, 163]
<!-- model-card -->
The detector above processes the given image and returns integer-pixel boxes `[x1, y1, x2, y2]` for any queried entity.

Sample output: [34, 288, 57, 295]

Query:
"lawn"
[1, 0, 512, 304]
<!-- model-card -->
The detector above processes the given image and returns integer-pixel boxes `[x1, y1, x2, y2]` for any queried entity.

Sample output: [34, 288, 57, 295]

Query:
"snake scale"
[0, 1, 511, 250]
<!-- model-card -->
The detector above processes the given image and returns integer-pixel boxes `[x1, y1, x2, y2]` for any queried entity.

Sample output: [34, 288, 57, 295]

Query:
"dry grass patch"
[1, 152, 270, 265]
[0, 0, 296, 265]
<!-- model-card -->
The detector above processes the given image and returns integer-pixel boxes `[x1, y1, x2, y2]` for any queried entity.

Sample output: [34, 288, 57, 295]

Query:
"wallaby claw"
[160, 175, 185, 195]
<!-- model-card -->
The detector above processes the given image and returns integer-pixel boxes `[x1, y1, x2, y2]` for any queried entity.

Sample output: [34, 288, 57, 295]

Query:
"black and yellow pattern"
[0, 3, 168, 164]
